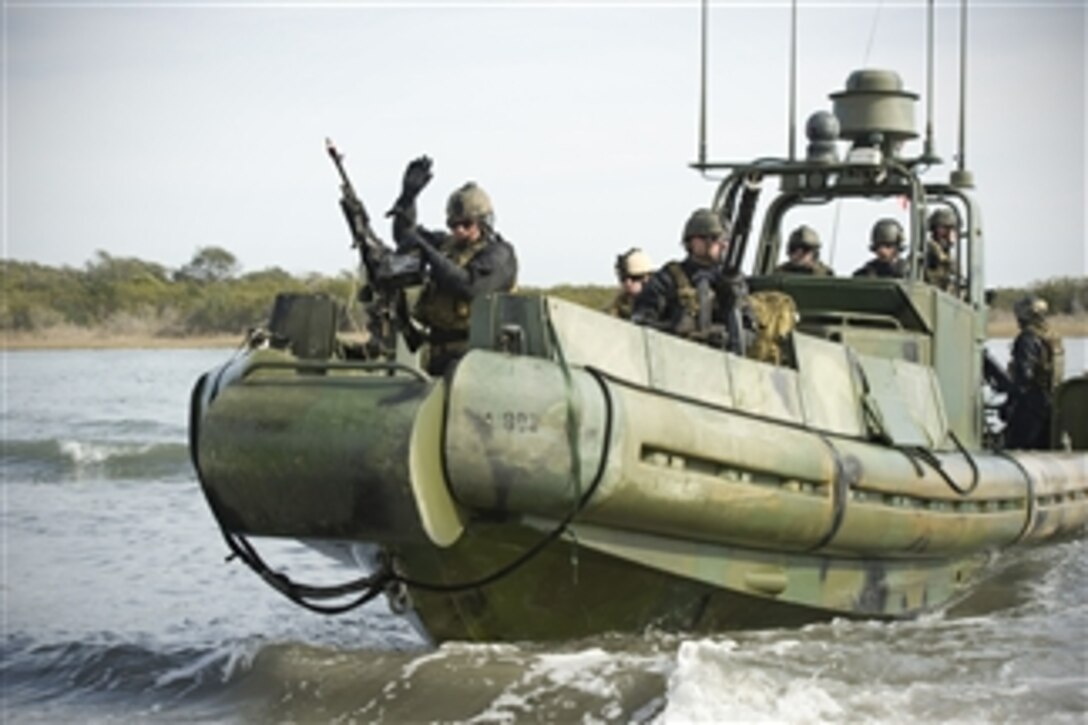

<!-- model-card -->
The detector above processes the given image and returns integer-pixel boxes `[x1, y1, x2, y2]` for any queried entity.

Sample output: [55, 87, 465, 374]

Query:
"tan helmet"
[870, 218, 904, 251]
[615, 248, 654, 280]
[446, 182, 494, 227]
[683, 208, 728, 243]
[1013, 295, 1049, 325]
[928, 207, 957, 233]
[787, 225, 821, 253]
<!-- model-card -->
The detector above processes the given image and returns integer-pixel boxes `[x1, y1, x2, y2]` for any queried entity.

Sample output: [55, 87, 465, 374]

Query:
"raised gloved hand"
[401, 156, 433, 199]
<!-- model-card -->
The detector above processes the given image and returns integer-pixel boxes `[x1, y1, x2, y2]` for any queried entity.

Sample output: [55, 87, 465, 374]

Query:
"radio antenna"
[788, 0, 798, 160]
[698, 0, 709, 168]
[952, 0, 973, 187]
[922, 0, 938, 163]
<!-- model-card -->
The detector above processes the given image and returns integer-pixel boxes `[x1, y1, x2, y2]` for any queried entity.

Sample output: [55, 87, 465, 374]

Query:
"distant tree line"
[1, 247, 1085, 336]
[988, 277, 1087, 316]
[1, 247, 357, 336]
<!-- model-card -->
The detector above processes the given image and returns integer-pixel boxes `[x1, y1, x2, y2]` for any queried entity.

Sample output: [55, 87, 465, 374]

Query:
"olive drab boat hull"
[190, 60, 1087, 642]
[191, 294, 1088, 643]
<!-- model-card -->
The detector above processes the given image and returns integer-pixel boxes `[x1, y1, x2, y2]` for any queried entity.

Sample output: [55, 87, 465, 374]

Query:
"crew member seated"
[925, 208, 957, 292]
[853, 218, 908, 279]
[606, 248, 654, 320]
[775, 225, 834, 276]
[631, 208, 751, 352]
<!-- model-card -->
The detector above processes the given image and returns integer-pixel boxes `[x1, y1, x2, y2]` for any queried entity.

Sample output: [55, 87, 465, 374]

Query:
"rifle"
[325, 139, 421, 359]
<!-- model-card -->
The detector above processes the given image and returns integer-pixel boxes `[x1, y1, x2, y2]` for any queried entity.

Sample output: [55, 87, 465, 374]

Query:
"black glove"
[387, 156, 433, 220]
[401, 156, 433, 200]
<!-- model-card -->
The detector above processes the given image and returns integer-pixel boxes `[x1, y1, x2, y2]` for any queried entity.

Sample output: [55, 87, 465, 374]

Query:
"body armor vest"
[413, 237, 488, 336]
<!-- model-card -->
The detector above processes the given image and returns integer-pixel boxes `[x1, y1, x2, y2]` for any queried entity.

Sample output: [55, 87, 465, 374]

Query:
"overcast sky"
[4, 1, 1085, 288]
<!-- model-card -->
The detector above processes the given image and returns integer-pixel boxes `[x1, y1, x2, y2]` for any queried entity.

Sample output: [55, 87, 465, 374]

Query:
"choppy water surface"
[2, 345, 1085, 723]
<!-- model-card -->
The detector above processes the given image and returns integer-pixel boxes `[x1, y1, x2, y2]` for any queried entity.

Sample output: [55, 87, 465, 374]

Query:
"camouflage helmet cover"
[870, 218, 904, 250]
[683, 208, 728, 243]
[787, 224, 821, 252]
[446, 182, 494, 225]
[1013, 295, 1049, 325]
[615, 248, 654, 279]
[928, 207, 957, 232]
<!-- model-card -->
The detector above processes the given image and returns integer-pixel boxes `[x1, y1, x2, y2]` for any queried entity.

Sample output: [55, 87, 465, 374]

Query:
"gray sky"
[4, 1, 1085, 287]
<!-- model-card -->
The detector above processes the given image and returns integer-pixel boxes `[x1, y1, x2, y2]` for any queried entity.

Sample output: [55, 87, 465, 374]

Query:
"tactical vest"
[924, 239, 954, 291]
[1025, 322, 1065, 391]
[666, 262, 700, 318]
[413, 237, 488, 337]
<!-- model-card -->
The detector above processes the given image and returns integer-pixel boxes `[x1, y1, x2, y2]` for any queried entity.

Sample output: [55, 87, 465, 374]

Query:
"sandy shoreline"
[2, 314, 1084, 351]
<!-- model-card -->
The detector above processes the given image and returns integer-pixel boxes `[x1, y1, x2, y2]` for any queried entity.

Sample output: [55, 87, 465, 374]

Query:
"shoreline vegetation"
[5, 308, 1086, 353]
[3, 251, 1085, 351]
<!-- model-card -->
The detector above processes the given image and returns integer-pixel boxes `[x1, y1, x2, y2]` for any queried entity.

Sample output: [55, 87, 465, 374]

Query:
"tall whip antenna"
[788, 0, 798, 160]
[698, 0, 709, 168]
[953, 0, 973, 187]
[922, 0, 938, 163]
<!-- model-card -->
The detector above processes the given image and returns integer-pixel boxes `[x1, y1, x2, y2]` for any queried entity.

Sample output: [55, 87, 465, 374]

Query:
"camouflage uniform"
[924, 238, 954, 291]
[632, 208, 752, 350]
[775, 225, 834, 276]
[923, 209, 957, 292]
[632, 258, 724, 336]
[852, 258, 908, 279]
[853, 218, 908, 279]
[394, 177, 517, 375]
[1004, 297, 1064, 450]
[776, 258, 835, 276]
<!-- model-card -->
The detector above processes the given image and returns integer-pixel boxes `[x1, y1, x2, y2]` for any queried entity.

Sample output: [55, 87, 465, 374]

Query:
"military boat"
[190, 12, 1087, 643]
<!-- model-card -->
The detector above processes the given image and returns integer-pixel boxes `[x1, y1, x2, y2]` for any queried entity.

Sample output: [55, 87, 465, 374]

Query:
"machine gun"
[325, 139, 422, 359]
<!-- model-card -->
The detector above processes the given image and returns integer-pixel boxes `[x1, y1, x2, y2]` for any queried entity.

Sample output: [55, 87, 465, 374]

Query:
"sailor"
[1003, 295, 1064, 450]
[775, 225, 834, 276]
[925, 207, 957, 292]
[853, 218, 908, 279]
[631, 208, 750, 350]
[606, 248, 654, 319]
[389, 157, 518, 375]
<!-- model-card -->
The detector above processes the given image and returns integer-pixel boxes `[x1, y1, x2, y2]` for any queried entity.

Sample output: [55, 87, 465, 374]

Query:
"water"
[2, 345, 1086, 723]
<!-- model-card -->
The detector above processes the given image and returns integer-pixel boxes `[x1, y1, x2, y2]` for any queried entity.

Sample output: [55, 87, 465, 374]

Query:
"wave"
[3, 618, 1084, 723]
[0, 634, 261, 719]
[3, 438, 194, 483]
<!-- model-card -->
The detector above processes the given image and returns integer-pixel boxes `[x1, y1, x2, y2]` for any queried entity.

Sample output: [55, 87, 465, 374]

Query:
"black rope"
[191, 374, 393, 615]
[808, 434, 849, 551]
[995, 449, 1038, 543]
[898, 429, 980, 496]
[191, 363, 615, 614]
[395, 366, 614, 593]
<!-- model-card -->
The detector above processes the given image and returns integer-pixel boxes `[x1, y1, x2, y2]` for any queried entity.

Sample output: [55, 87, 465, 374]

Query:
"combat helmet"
[1013, 295, 1049, 326]
[615, 248, 654, 280]
[928, 207, 957, 233]
[447, 182, 494, 228]
[787, 225, 821, 253]
[683, 209, 728, 244]
[870, 218, 904, 251]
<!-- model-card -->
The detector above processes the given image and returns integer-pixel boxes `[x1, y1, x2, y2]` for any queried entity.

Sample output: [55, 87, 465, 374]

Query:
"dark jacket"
[631, 257, 722, 334]
[631, 258, 751, 352]
[1004, 322, 1062, 450]
[396, 220, 517, 374]
[775, 259, 834, 276]
[852, 257, 908, 279]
